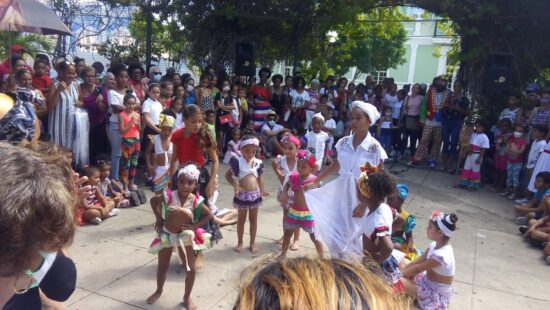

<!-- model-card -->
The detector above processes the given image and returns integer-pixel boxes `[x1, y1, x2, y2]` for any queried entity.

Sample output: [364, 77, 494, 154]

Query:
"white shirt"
[142, 97, 163, 125]
[320, 87, 338, 106]
[107, 90, 125, 123]
[360, 203, 393, 240]
[305, 131, 330, 168]
[289, 89, 310, 108]
[175, 112, 184, 130]
[335, 133, 388, 179]
[230, 97, 240, 119]
[469, 132, 490, 149]
[499, 108, 519, 123]
[527, 139, 548, 169]
[427, 241, 455, 277]
[261, 122, 284, 135]
[324, 119, 336, 135]
[384, 94, 400, 118]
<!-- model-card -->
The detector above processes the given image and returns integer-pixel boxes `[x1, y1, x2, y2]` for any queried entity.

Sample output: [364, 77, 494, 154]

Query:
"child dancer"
[279, 150, 324, 259]
[458, 120, 489, 191]
[354, 166, 403, 293]
[147, 164, 213, 308]
[492, 118, 512, 191]
[304, 112, 330, 169]
[80, 166, 119, 225]
[272, 133, 300, 249]
[97, 159, 129, 208]
[225, 135, 268, 253]
[223, 127, 242, 164]
[401, 211, 457, 310]
[146, 114, 175, 204]
[505, 125, 528, 199]
[118, 94, 141, 192]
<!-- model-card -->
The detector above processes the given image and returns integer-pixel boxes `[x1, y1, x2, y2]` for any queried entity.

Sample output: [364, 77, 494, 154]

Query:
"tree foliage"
[0, 32, 55, 59]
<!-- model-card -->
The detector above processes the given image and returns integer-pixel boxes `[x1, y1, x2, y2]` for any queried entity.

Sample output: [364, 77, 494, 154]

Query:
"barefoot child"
[118, 94, 141, 192]
[304, 112, 331, 169]
[458, 119, 489, 191]
[279, 150, 324, 259]
[146, 114, 175, 199]
[147, 164, 213, 308]
[225, 135, 268, 253]
[354, 166, 403, 293]
[401, 211, 457, 309]
[80, 166, 119, 225]
[272, 133, 300, 250]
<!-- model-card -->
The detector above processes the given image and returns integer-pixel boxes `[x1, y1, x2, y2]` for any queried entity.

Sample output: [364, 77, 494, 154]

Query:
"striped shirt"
[48, 80, 79, 149]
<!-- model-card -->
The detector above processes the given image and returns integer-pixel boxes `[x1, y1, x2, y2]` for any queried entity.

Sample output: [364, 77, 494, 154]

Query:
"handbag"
[218, 113, 232, 124]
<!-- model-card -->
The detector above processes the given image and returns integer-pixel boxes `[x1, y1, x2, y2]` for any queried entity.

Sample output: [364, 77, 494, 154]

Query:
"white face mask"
[513, 131, 523, 138]
[186, 85, 194, 92]
[385, 112, 392, 116]
[268, 120, 276, 126]
[222, 86, 230, 92]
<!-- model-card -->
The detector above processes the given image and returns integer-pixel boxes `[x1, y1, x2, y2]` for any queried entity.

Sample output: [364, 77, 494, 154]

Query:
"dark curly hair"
[362, 171, 395, 203]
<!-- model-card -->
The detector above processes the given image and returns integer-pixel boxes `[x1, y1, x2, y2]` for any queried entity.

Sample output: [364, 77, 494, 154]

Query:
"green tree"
[302, 7, 407, 80]
[0, 32, 55, 59]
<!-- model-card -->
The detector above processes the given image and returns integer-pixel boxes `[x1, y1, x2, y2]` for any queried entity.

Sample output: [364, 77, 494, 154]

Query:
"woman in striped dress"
[46, 60, 82, 150]
[249, 68, 272, 131]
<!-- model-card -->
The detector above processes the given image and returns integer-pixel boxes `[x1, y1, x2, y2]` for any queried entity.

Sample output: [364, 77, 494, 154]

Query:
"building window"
[369, 71, 388, 85]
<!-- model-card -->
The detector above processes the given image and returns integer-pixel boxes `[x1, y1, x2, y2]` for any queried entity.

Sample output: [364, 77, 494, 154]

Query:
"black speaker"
[483, 53, 512, 96]
[234, 42, 255, 76]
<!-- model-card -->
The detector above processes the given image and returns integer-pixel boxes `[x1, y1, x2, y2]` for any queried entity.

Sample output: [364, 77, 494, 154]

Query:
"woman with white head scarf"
[305, 101, 387, 261]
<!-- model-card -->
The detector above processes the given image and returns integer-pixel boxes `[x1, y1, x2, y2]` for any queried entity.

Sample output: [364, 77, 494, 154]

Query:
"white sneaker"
[129, 184, 138, 191]
[89, 217, 102, 225]
[109, 208, 120, 217]
[514, 198, 529, 204]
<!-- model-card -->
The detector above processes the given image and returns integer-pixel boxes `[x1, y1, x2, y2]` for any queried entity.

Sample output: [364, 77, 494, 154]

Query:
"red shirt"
[507, 137, 527, 163]
[32, 74, 52, 97]
[171, 128, 212, 167]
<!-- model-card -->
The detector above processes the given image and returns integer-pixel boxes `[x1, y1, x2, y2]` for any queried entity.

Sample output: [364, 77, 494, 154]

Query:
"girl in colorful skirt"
[458, 119, 489, 190]
[389, 183, 421, 261]
[225, 135, 268, 254]
[147, 164, 213, 308]
[278, 150, 324, 260]
[354, 165, 403, 293]
[272, 133, 300, 249]
[401, 211, 457, 310]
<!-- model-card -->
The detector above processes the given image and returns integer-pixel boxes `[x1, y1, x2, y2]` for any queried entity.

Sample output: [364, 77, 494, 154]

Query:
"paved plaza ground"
[65, 160, 550, 310]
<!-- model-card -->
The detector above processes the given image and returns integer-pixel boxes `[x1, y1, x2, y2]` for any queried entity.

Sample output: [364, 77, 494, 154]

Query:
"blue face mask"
[152, 74, 161, 82]
[14, 251, 57, 294]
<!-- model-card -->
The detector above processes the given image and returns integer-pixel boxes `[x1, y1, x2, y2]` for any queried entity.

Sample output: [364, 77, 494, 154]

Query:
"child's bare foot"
[234, 244, 243, 253]
[182, 297, 196, 310]
[249, 244, 258, 254]
[146, 290, 162, 304]
[276, 237, 284, 245]
[290, 240, 300, 251]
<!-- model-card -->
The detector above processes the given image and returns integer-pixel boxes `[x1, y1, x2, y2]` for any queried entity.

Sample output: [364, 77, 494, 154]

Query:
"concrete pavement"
[65, 160, 550, 310]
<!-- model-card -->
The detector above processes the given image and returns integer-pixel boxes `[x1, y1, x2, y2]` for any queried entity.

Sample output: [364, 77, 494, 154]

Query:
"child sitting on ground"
[97, 159, 129, 208]
[278, 150, 323, 259]
[389, 183, 421, 261]
[458, 119, 489, 191]
[147, 164, 213, 308]
[516, 172, 550, 225]
[223, 127, 242, 164]
[504, 125, 528, 199]
[79, 166, 119, 225]
[519, 178, 550, 264]
[401, 211, 457, 309]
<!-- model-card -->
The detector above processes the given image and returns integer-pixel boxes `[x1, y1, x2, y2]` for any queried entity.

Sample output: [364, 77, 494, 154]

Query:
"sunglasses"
[153, 72, 162, 75]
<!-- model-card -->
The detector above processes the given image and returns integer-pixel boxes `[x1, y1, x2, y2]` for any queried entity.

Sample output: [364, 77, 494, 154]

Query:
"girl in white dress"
[305, 101, 387, 260]
[528, 141, 550, 193]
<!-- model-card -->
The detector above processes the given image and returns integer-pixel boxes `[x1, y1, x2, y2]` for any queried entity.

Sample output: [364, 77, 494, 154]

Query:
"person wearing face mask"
[183, 77, 196, 105]
[261, 110, 286, 156]
[215, 79, 235, 153]
[148, 65, 162, 85]
[0, 143, 84, 310]
[529, 90, 550, 136]
[408, 76, 452, 169]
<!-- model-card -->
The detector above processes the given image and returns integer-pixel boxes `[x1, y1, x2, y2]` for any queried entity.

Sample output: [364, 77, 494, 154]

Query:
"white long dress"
[305, 133, 387, 261]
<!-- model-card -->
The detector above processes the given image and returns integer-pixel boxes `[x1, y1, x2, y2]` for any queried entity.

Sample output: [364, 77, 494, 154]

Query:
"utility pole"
[145, 0, 153, 72]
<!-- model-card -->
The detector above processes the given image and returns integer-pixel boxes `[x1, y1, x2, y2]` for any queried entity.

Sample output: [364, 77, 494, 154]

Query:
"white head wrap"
[177, 164, 201, 181]
[351, 101, 380, 124]
[431, 211, 454, 237]
[312, 112, 325, 123]
[240, 137, 260, 148]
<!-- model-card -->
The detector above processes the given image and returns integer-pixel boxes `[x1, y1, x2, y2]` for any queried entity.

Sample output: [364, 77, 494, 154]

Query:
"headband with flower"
[280, 132, 301, 147]
[177, 164, 201, 181]
[430, 210, 454, 237]
[297, 150, 317, 169]
[240, 137, 260, 149]
[357, 163, 380, 199]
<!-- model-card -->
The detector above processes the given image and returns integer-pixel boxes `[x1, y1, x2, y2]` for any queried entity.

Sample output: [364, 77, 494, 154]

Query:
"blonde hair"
[0, 142, 76, 277]
[235, 256, 409, 310]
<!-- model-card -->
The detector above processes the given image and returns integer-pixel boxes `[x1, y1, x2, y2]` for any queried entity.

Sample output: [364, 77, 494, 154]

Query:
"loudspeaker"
[234, 42, 255, 76]
[483, 53, 512, 96]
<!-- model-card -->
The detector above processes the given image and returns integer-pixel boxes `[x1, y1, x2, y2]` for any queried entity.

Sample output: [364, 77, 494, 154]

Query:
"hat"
[396, 183, 409, 200]
[351, 101, 380, 124]
[265, 110, 279, 121]
[526, 83, 540, 94]
[10, 44, 25, 54]
[159, 114, 175, 128]
[312, 112, 325, 123]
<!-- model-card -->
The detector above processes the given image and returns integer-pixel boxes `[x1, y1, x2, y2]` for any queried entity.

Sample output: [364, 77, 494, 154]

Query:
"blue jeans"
[379, 129, 392, 153]
[441, 119, 461, 156]
[108, 121, 122, 180]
